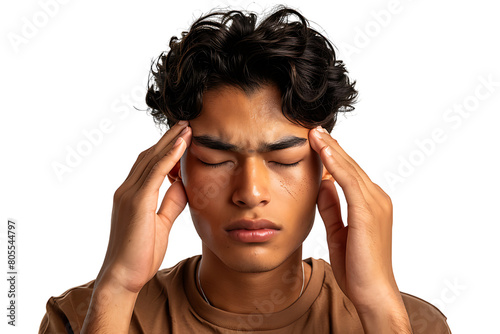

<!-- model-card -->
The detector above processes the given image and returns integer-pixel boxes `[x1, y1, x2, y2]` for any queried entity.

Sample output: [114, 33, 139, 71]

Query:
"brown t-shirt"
[39, 256, 451, 333]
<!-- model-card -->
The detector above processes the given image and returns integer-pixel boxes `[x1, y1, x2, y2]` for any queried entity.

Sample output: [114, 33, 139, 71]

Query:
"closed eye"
[199, 160, 301, 168]
[200, 160, 227, 168]
[273, 161, 300, 168]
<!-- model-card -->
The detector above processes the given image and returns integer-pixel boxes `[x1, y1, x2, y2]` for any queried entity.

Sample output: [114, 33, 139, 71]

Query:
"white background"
[1, 0, 499, 333]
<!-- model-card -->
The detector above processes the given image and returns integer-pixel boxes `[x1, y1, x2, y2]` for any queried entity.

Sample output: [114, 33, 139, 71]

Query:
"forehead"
[189, 84, 309, 150]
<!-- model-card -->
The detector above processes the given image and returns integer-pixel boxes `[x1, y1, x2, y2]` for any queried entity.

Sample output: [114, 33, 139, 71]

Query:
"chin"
[225, 256, 282, 273]
[215, 243, 298, 274]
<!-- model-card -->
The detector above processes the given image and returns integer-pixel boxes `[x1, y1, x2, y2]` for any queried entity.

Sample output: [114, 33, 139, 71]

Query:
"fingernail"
[179, 126, 189, 135]
[173, 137, 184, 147]
[314, 128, 323, 139]
[178, 120, 188, 127]
[316, 126, 326, 133]
[325, 146, 332, 156]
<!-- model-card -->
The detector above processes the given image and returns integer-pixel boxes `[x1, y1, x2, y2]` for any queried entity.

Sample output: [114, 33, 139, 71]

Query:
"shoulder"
[47, 279, 95, 318]
[308, 258, 451, 334]
[400, 292, 452, 334]
[46, 255, 196, 307]
[39, 279, 95, 333]
[39, 256, 199, 333]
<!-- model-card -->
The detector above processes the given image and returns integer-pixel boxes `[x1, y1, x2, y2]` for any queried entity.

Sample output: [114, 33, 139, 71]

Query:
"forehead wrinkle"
[192, 135, 307, 153]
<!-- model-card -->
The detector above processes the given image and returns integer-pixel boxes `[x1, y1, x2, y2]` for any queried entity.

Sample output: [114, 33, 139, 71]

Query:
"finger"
[123, 147, 154, 185]
[309, 128, 369, 207]
[125, 121, 190, 186]
[132, 125, 191, 190]
[312, 127, 376, 191]
[125, 121, 188, 181]
[133, 138, 186, 213]
[136, 135, 188, 203]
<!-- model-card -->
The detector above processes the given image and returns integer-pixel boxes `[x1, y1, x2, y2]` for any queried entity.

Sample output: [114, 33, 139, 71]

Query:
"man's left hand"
[309, 126, 412, 333]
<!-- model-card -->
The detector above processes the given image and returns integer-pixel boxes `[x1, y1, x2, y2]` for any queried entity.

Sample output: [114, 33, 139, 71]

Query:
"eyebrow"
[192, 135, 307, 153]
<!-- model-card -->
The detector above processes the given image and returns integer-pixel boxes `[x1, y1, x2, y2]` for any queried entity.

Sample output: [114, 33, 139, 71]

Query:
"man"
[39, 6, 451, 333]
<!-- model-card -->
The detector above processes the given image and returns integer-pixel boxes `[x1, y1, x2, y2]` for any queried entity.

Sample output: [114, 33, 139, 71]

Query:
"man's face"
[179, 84, 324, 272]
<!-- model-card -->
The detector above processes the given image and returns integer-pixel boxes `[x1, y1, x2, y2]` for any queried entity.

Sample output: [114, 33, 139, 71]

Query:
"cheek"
[275, 152, 323, 204]
[181, 156, 225, 242]
[292, 154, 323, 233]
[181, 154, 234, 211]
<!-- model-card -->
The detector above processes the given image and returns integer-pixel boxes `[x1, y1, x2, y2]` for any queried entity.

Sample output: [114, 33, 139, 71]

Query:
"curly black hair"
[145, 5, 358, 132]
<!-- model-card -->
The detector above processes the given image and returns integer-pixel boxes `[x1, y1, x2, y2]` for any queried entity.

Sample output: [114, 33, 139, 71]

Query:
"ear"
[167, 161, 182, 184]
[321, 164, 335, 182]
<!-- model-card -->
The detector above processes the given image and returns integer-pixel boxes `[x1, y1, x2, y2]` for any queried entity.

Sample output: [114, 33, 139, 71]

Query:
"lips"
[225, 219, 281, 243]
[226, 218, 281, 231]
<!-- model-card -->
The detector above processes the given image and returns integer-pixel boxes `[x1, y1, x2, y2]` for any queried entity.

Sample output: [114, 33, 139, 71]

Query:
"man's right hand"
[81, 121, 192, 334]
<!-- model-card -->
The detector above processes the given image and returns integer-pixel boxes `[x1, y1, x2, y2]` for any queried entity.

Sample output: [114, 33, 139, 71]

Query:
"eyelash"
[200, 161, 300, 168]
[200, 161, 226, 168]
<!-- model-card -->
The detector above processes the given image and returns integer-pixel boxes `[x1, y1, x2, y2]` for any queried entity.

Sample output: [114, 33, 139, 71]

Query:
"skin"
[177, 84, 322, 312]
[81, 84, 412, 333]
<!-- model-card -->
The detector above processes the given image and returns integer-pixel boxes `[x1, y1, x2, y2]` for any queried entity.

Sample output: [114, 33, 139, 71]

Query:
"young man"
[39, 6, 451, 333]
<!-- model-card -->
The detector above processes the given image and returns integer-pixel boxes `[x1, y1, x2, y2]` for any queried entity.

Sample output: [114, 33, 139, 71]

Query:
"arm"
[80, 279, 138, 333]
[80, 121, 192, 333]
[309, 126, 412, 333]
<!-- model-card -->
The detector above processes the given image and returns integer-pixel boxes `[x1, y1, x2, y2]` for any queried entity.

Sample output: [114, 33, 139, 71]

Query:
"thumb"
[317, 178, 347, 288]
[157, 179, 188, 229]
[317, 178, 344, 237]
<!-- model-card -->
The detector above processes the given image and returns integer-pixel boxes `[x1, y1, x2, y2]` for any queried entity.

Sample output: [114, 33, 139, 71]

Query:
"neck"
[197, 246, 311, 313]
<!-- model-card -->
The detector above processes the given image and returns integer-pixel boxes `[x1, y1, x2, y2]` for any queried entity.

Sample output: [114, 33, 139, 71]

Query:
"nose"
[231, 158, 271, 208]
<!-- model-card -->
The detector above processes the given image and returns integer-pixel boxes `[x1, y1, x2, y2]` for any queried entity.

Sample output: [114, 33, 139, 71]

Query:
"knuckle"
[113, 188, 123, 202]
[152, 146, 164, 156]
[150, 160, 163, 173]
[375, 185, 393, 209]
[384, 195, 393, 208]
[347, 174, 360, 189]
[113, 184, 131, 203]
[320, 145, 330, 156]
[119, 191, 133, 205]
[344, 163, 358, 176]
[354, 203, 374, 219]
[140, 147, 152, 157]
